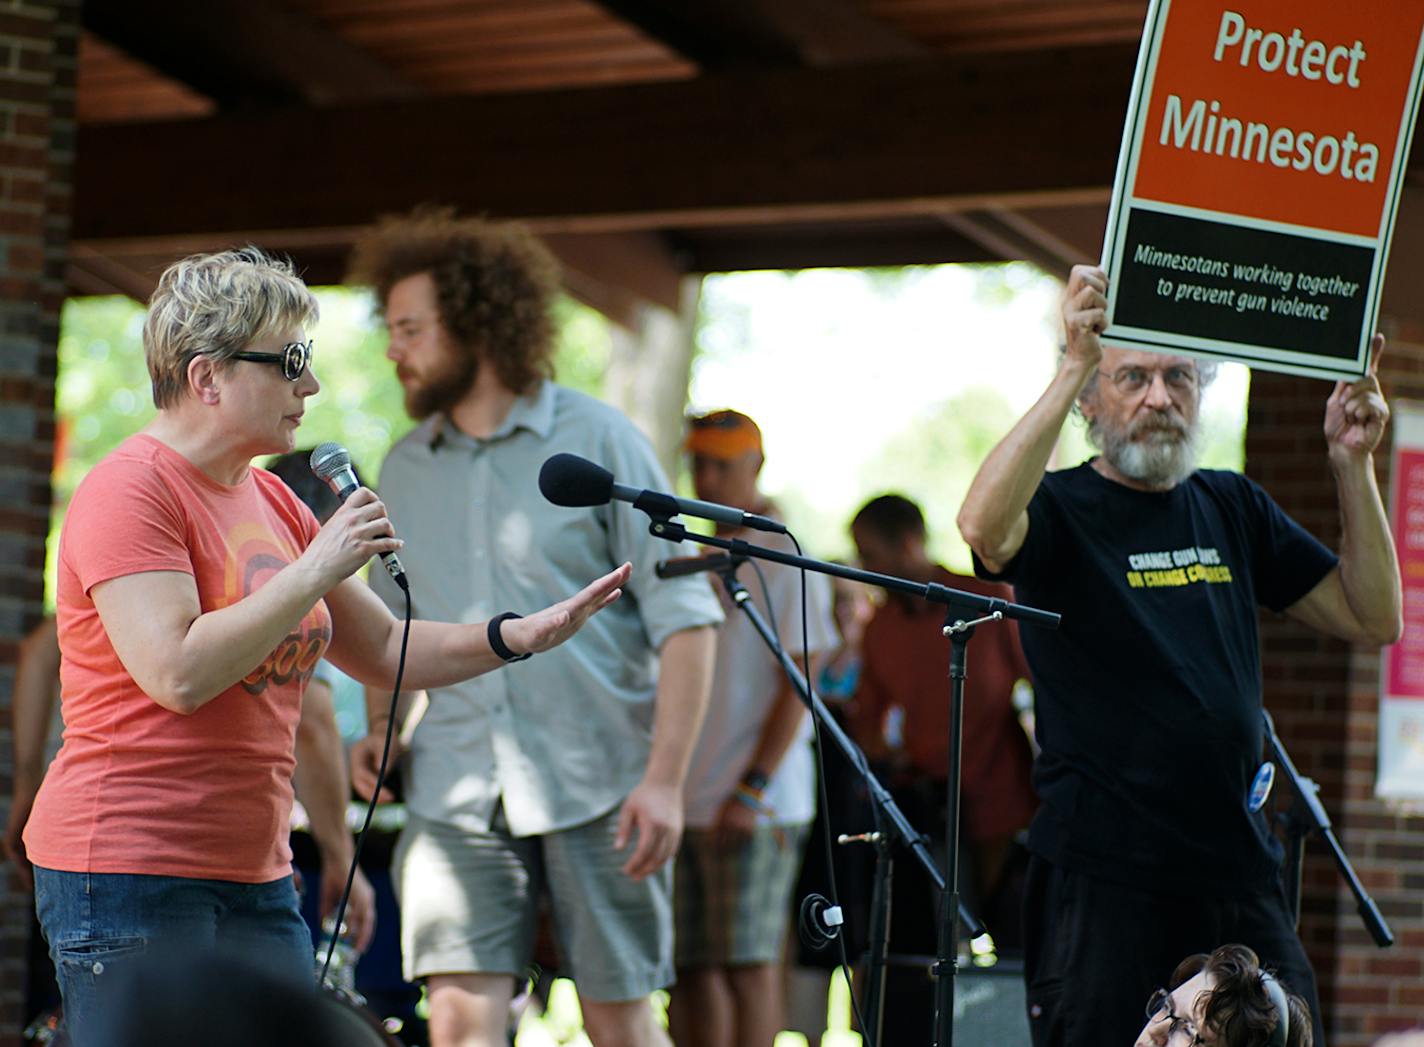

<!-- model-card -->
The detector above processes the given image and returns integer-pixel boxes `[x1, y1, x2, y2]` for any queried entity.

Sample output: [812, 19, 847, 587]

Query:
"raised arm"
[1285, 334, 1402, 647]
[958, 265, 1106, 572]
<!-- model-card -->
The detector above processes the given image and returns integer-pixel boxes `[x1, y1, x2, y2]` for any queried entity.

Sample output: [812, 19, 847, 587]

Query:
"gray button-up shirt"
[370, 381, 723, 837]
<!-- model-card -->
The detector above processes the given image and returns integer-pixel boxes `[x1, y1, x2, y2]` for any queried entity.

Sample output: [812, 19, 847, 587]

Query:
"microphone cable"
[318, 583, 413, 989]
[710, 533, 864, 1028]
[781, 530, 873, 1046]
[747, 557, 777, 631]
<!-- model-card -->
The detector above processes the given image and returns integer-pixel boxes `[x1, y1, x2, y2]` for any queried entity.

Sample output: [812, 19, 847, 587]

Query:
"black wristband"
[488, 611, 532, 663]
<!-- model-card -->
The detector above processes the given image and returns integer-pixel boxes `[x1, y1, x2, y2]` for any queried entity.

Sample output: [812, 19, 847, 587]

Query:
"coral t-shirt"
[25, 434, 330, 883]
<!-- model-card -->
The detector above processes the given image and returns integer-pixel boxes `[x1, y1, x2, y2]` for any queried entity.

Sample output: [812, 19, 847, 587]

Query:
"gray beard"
[1089, 413, 1201, 489]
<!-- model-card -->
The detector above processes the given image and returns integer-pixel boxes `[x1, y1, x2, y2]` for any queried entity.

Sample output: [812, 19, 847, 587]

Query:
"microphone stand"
[707, 555, 972, 1047]
[645, 519, 1060, 1047]
[1263, 711, 1393, 947]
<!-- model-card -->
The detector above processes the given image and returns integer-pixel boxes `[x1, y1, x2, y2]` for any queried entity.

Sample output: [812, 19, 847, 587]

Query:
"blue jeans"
[33, 867, 313, 1046]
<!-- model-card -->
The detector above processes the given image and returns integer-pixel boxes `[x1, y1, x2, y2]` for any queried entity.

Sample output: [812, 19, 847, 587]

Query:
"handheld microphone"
[309, 442, 408, 591]
[538, 453, 787, 534]
[655, 553, 737, 579]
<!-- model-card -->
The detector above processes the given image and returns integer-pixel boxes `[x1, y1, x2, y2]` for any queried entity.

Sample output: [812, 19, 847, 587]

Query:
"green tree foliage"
[853, 387, 1021, 574]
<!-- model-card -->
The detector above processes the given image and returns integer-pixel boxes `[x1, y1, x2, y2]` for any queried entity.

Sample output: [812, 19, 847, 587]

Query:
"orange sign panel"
[1102, 0, 1424, 381]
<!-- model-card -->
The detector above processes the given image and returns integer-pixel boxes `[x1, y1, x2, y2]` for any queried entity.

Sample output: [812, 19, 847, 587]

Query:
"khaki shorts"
[673, 822, 810, 969]
[393, 806, 674, 1001]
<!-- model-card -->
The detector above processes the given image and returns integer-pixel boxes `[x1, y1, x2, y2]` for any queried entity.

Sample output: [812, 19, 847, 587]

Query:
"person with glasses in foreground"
[1135, 944, 1312, 1047]
[21, 247, 630, 1046]
[958, 264, 1400, 1047]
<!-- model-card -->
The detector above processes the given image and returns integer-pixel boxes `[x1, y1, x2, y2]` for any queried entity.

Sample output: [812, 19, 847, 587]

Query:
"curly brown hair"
[1172, 944, 1313, 1047]
[348, 207, 561, 396]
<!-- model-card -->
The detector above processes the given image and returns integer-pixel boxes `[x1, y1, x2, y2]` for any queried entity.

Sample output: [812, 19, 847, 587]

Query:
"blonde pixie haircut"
[144, 246, 319, 409]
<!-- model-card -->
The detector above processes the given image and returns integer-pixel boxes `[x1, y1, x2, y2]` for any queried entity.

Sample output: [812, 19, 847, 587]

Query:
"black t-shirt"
[975, 462, 1337, 898]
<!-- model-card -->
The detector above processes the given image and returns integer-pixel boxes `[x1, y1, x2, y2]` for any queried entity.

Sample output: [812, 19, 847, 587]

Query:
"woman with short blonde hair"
[24, 246, 628, 1045]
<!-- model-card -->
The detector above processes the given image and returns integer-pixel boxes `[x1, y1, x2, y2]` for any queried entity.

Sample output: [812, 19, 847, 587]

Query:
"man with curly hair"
[347, 210, 721, 1047]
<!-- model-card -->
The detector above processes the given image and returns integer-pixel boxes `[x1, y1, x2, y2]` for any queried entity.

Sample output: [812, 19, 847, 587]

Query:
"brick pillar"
[1246, 322, 1424, 1046]
[0, 0, 76, 1039]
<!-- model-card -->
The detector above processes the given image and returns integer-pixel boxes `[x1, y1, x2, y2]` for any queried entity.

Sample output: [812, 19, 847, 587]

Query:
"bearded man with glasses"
[958, 264, 1400, 1047]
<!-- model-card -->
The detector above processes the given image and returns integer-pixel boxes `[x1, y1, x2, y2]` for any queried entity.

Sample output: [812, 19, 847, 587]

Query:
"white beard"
[1090, 412, 1201, 489]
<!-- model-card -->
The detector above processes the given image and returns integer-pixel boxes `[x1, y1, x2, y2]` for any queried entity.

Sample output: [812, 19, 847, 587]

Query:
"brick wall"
[1246, 320, 1424, 1047]
[0, 0, 75, 1040]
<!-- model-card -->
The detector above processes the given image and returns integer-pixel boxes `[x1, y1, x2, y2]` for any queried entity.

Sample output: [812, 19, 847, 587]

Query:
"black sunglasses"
[231, 340, 312, 382]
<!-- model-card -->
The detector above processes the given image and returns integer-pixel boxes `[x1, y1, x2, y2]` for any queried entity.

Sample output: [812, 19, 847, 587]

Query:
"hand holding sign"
[1325, 333, 1389, 460]
[1063, 265, 1109, 370]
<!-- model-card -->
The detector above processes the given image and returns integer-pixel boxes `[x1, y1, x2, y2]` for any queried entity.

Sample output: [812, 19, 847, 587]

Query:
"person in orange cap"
[668, 410, 838, 1047]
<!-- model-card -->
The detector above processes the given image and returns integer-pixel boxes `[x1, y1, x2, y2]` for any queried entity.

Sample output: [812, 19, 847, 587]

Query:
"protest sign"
[1102, 1, 1424, 380]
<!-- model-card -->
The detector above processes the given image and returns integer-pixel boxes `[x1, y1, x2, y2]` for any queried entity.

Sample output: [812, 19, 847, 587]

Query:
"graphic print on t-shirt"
[221, 520, 330, 694]
[1124, 544, 1234, 589]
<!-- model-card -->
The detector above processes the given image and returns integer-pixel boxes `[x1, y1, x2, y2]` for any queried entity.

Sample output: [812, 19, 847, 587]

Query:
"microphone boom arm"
[645, 518, 1059, 630]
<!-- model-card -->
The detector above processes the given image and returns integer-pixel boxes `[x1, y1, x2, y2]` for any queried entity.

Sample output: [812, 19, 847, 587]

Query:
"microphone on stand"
[538, 453, 787, 534]
[655, 553, 737, 579]
[309, 442, 408, 591]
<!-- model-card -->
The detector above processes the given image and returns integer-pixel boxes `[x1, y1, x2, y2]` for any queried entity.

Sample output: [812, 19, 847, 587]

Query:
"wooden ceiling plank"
[588, 0, 787, 69]
[865, 0, 1148, 50]
[65, 247, 160, 302]
[937, 209, 1082, 275]
[988, 207, 1098, 269]
[299, 0, 499, 17]
[334, 7, 623, 44]
[541, 231, 685, 313]
[329, 1, 633, 40]
[590, 0, 927, 70]
[83, 0, 420, 107]
[416, 63, 693, 95]
[712, 0, 931, 66]
[381, 32, 668, 64]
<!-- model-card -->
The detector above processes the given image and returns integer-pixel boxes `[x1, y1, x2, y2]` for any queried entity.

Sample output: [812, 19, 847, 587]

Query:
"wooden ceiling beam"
[590, 0, 927, 69]
[64, 246, 160, 301]
[542, 232, 687, 315]
[937, 208, 1092, 275]
[82, 0, 419, 107]
[986, 207, 1099, 269]
[75, 46, 1140, 246]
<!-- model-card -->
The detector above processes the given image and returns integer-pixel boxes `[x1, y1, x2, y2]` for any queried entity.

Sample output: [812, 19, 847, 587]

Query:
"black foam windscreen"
[538, 453, 614, 508]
